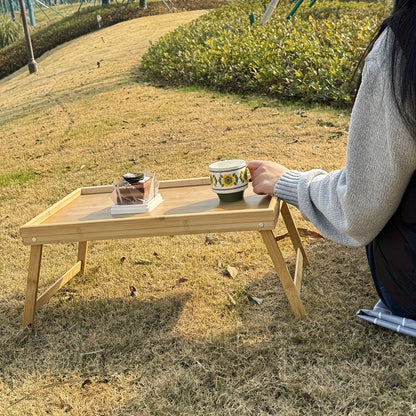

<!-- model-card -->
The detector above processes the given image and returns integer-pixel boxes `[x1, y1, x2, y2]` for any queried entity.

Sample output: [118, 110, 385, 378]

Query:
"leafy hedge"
[140, 0, 389, 105]
[0, 0, 226, 80]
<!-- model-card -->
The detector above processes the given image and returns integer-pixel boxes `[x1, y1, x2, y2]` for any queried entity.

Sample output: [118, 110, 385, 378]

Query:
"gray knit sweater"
[274, 28, 416, 247]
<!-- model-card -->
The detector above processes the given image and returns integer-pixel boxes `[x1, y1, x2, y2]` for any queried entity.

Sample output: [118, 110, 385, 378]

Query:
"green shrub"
[0, 0, 226, 80]
[140, 0, 390, 105]
[295, 0, 389, 19]
[0, 14, 22, 48]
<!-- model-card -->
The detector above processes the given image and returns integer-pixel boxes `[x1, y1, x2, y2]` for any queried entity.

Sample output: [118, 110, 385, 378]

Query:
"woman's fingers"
[247, 160, 289, 195]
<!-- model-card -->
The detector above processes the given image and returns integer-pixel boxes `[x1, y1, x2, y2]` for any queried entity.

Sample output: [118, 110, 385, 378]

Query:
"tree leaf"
[227, 292, 236, 306]
[176, 277, 188, 287]
[275, 232, 289, 241]
[297, 228, 323, 238]
[134, 258, 153, 265]
[81, 379, 92, 388]
[248, 294, 263, 305]
[226, 265, 238, 278]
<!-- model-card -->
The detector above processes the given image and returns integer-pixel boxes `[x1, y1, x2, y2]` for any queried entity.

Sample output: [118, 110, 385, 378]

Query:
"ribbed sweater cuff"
[273, 170, 302, 208]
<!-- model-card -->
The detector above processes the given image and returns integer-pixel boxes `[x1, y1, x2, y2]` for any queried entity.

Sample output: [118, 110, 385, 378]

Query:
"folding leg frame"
[260, 202, 309, 318]
[22, 242, 89, 327]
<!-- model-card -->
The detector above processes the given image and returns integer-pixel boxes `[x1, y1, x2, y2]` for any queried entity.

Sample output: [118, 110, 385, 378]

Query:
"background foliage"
[0, 14, 22, 48]
[0, 0, 225, 80]
[140, 0, 390, 105]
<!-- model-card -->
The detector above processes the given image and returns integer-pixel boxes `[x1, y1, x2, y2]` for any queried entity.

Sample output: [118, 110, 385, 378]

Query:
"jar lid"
[209, 159, 246, 172]
[123, 173, 144, 184]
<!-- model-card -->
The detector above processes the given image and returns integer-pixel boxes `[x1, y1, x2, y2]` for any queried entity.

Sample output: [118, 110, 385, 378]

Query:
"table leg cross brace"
[22, 242, 88, 327]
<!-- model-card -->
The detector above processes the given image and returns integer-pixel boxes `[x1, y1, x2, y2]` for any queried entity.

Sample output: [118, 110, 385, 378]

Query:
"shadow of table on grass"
[0, 291, 191, 403]
[2, 240, 409, 416]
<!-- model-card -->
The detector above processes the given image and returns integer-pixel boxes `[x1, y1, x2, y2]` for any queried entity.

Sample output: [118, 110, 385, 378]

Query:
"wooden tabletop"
[20, 178, 279, 245]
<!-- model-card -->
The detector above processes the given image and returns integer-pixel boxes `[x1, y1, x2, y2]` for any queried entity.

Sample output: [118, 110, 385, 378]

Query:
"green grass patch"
[0, 169, 35, 187]
[140, 0, 390, 106]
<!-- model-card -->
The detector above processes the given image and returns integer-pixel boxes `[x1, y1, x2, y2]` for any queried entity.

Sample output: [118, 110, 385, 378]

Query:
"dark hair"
[358, 0, 416, 137]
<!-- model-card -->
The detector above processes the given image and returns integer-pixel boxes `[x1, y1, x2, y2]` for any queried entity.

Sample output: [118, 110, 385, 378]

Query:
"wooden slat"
[23, 245, 43, 327]
[280, 201, 309, 267]
[159, 177, 211, 189]
[268, 197, 280, 228]
[36, 261, 82, 310]
[293, 248, 303, 294]
[269, 196, 279, 213]
[20, 220, 278, 245]
[21, 188, 82, 228]
[20, 207, 277, 244]
[81, 185, 114, 195]
[260, 230, 306, 318]
[80, 179, 211, 195]
[77, 241, 89, 274]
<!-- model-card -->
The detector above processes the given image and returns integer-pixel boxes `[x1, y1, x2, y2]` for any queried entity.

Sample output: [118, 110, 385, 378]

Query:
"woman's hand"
[247, 160, 289, 195]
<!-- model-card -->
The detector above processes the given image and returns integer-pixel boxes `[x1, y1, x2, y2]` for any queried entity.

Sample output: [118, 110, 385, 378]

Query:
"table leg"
[77, 241, 89, 274]
[260, 230, 306, 318]
[23, 244, 43, 327]
[280, 201, 309, 267]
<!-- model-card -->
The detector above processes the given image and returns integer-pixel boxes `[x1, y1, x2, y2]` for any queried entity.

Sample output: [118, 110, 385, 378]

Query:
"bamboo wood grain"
[81, 185, 114, 195]
[23, 188, 81, 228]
[20, 182, 277, 245]
[20, 216, 277, 244]
[23, 245, 43, 327]
[35, 261, 82, 311]
[159, 177, 211, 188]
[260, 230, 306, 318]
[80, 178, 210, 195]
[293, 248, 303, 294]
[281, 201, 309, 267]
[77, 241, 88, 274]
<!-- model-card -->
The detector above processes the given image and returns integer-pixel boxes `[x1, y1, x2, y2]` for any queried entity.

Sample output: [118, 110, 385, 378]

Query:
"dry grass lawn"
[1, 10, 416, 416]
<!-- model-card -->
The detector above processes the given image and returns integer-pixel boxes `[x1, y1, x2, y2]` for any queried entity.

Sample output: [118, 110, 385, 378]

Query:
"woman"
[248, 0, 416, 318]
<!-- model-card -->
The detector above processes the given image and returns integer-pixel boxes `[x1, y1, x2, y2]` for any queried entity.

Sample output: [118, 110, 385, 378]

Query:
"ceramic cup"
[209, 159, 249, 202]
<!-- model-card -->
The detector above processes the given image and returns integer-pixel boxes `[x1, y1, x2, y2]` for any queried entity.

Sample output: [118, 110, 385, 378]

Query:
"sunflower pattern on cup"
[219, 173, 239, 187]
[240, 167, 248, 184]
[209, 173, 218, 187]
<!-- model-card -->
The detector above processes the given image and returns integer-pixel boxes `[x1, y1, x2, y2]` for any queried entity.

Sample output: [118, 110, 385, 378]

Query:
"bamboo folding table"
[20, 177, 309, 327]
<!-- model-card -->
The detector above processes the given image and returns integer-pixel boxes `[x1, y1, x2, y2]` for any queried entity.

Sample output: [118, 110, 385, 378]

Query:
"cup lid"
[209, 159, 246, 172]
